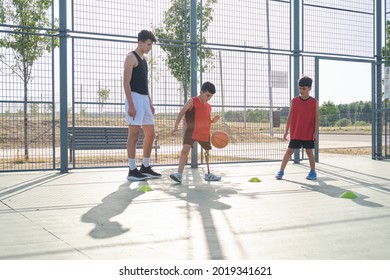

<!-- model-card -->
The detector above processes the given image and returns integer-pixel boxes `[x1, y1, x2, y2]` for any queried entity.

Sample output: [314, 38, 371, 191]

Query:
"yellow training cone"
[249, 177, 261, 183]
[340, 191, 358, 199]
[137, 185, 154, 192]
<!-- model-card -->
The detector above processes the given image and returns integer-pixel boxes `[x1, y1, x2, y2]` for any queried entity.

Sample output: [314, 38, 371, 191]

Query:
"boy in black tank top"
[123, 30, 160, 181]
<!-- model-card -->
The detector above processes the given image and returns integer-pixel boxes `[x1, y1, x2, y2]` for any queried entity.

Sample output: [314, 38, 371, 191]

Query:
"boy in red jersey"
[170, 82, 221, 183]
[276, 76, 319, 180]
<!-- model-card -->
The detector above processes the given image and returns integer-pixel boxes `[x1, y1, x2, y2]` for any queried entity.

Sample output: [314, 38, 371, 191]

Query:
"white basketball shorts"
[125, 92, 154, 126]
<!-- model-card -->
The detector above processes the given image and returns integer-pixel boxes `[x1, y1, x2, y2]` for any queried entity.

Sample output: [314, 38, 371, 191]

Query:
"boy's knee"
[305, 149, 314, 155]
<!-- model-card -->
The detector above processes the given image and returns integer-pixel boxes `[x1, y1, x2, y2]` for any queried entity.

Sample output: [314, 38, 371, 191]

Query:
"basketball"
[211, 130, 229, 149]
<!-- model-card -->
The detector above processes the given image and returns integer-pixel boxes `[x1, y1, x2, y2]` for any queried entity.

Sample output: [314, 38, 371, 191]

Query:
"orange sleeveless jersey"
[289, 96, 317, 140]
[185, 97, 211, 142]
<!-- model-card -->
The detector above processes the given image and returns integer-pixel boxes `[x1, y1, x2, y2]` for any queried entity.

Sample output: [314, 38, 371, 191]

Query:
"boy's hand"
[128, 105, 136, 120]
[212, 115, 220, 123]
[171, 127, 179, 136]
[283, 132, 289, 141]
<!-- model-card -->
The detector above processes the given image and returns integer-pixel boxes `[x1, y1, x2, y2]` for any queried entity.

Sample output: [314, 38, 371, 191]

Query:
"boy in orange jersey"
[170, 82, 221, 183]
[276, 76, 319, 180]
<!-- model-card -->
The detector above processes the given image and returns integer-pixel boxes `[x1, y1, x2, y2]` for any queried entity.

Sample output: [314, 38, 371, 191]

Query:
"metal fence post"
[190, 0, 198, 168]
[293, 0, 301, 163]
[59, 0, 69, 172]
[375, 0, 383, 159]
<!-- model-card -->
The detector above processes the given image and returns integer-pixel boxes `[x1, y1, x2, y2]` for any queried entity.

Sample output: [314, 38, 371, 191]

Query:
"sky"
[318, 60, 372, 106]
[0, 0, 377, 111]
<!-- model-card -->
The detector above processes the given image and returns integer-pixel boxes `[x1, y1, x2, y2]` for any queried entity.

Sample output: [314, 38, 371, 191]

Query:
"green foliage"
[224, 110, 244, 122]
[246, 109, 269, 123]
[319, 101, 340, 126]
[29, 103, 39, 115]
[0, 0, 58, 82]
[98, 87, 110, 103]
[0, 0, 58, 160]
[223, 102, 371, 126]
[154, 0, 217, 97]
[335, 118, 352, 127]
[97, 87, 110, 113]
[336, 101, 372, 123]
[383, 20, 390, 67]
[80, 108, 87, 118]
[224, 109, 269, 123]
[354, 121, 370, 126]
[44, 103, 53, 115]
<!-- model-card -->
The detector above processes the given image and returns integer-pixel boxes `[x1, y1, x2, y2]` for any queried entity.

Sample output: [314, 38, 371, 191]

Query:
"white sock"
[128, 158, 137, 170]
[142, 157, 150, 167]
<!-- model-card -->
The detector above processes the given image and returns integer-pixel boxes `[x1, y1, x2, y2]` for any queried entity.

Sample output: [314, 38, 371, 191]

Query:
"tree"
[97, 86, 110, 114]
[382, 20, 390, 67]
[382, 20, 390, 109]
[360, 101, 372, 123]
[319, 101, 340, 126]
[0, 0, 58, 160]
[29, 103, 39, 116]
[154, 0, 217, 100]
[337, 101, 372, 123]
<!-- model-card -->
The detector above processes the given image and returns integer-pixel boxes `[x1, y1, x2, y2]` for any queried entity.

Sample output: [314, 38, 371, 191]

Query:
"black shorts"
[183, 130, 212, 150]
[288, 140, 315, 149]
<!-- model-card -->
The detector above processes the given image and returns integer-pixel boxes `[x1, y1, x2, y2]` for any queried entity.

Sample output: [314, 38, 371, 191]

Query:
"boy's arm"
[211, 115, 220, 124]
[172, 99, 193, 133]
[314, 100, 319, 142]
[148, 95, 155, 115]
[123, 54, 137, 119]
[283, 101, 293, 140]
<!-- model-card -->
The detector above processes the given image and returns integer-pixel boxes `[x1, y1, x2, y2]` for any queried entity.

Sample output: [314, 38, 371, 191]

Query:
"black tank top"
[130, 51, 148, 95]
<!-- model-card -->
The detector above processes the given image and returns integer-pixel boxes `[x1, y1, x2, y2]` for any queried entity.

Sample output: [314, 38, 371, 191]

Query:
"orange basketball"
[211, 130, 229, 149]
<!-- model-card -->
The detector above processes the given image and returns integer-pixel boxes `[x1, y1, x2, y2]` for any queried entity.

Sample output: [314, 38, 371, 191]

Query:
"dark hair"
[298, 76, 312, 87]
[138, 30, 157, 43]
[201, 81, 216, 94]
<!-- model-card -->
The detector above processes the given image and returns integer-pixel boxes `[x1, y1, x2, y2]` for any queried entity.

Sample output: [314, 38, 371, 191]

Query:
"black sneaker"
[127, 168, 147, 181]
[140, 164, 161, 179]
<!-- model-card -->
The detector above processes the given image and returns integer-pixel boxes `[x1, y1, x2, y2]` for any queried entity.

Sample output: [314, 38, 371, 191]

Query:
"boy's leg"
[276, 148, 295, 179]
[139, 124, 161, 178]
[170, 144, 191, 183]
[305, 148, 317, 180]
[126, 125, 148, 181]
[127, 125, 141, 160]
[280, 148, 295, 171]
[141, 124, 156, 158]
[305, 148, 315, 171]
[126, 92, 144, 163]
[178, 144, 191, 173]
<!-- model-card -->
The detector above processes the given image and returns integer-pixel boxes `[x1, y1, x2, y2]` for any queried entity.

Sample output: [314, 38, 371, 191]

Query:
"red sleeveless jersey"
[185, 97, 211, 142]
[289, 96, 317, 140]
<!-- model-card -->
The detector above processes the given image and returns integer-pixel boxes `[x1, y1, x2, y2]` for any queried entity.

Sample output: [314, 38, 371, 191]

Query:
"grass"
[320, 147, 371, 155]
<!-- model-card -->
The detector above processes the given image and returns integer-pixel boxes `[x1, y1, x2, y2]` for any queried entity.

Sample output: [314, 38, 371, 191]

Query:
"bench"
[68, 126, 160, 162]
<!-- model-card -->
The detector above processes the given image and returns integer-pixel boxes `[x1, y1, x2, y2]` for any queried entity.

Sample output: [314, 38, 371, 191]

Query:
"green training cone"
[137, 185, 154, 192]
[249, 177, 261, 183]
[340, 191, 358, 199]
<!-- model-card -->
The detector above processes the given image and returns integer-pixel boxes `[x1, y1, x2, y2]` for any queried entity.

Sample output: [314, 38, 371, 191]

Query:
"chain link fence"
[0, 0, 385, 171]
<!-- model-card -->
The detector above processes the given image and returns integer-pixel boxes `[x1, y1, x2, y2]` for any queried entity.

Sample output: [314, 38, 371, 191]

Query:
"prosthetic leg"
[205, 149, 211, 174]
[204, 149, 221, 181]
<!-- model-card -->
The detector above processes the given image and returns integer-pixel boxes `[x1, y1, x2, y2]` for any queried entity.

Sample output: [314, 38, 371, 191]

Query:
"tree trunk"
[24, 81, 29, 160]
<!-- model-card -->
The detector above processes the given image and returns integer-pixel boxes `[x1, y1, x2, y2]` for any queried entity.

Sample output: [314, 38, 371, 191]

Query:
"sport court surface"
[0, 154, 389, 260]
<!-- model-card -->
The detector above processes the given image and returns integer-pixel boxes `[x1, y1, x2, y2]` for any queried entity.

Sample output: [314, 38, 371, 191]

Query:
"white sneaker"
[170, 172, 182, 183]
[204, 173, 221, 181]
